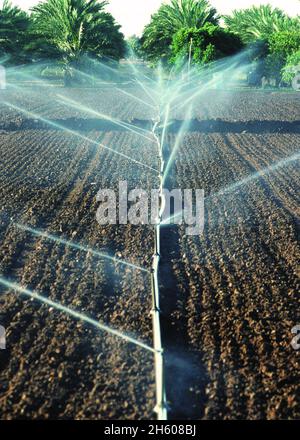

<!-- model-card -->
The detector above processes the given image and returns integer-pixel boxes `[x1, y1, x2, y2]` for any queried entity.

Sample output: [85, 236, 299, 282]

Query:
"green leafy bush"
[171, 23, 243, 68]
[268, 31, 300, 58]
[282, 50, 300, 85]
[141, 0, 218, 65]
[265, 31, 300, 84]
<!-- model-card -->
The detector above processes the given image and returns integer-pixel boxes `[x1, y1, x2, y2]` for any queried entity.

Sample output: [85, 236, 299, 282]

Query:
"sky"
[9, 0, 300, 37]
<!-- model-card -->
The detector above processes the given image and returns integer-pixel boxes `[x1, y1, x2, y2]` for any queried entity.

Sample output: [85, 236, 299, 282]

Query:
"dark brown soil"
[0, 87, 299, 419]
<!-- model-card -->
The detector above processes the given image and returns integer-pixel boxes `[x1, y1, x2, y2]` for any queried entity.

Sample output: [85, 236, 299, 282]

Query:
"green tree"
[265, 31, 300, 85]
[282, 50, 300, 85]
[141, 0, 218, 64]
[0, 0, 31, 64]
[224, 5, 299, 44]
[30, 0, 125, 85]
[268, 31, 300, 59]
[171, 23, 243, 68]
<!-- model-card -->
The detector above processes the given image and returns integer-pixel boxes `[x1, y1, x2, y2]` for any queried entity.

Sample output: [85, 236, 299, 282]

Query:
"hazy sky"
[9, 0, 300, 37]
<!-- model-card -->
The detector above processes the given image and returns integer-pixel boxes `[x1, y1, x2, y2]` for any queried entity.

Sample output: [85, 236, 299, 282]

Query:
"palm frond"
[141, 0, 218, 62]
[30, 0, 125, 64]
[224, 4, 299, 44]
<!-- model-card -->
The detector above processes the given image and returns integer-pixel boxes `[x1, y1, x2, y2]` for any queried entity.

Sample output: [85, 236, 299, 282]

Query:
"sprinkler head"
[150, 306, 161, 315]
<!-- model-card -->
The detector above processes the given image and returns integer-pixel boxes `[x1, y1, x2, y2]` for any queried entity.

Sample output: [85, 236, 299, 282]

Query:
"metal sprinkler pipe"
[151, 217, 168, 420]
[149, 113, 168, 420]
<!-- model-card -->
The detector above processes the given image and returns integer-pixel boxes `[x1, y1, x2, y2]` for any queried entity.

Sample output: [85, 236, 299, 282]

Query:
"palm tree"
[30, 0, 125, 85]
[141, 0, 218, 63]
[224, 4, 300, 44]
[0, 0, 31, 63]
[158, 0, 218, 30]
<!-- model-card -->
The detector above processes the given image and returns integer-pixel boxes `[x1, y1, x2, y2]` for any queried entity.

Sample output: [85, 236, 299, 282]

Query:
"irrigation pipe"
[149, 113, 168, 420]
[3, 93, 169, 419]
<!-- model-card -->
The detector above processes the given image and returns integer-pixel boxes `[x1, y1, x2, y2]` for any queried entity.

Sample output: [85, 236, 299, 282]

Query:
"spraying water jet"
[0, 277, 155, 353]
[3, 101, 158, 173]
[14, 223, 149, 274]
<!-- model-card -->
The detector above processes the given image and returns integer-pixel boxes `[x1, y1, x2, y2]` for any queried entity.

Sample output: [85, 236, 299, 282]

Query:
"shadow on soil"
[159, 225, 208, 420]
[1, 118, 299, 134]
[158, 151, 208, 420]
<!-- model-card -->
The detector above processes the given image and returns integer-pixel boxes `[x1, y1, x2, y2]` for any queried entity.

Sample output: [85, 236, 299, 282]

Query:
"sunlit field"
[0, 0, 299, 422]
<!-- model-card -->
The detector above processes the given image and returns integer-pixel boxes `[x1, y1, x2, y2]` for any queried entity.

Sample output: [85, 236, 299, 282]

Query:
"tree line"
[0, 0, 126, 84]
[1, 0, 300, 87]
[134, 0, 300, 87]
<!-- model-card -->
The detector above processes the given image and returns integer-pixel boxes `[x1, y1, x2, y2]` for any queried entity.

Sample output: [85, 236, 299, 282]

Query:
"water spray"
[0, 277, 156, 353]
[161, 150, 300, 226]
[56, 94, 155, 142]
[2, 55, 261, 420]
[3, 101, 158, 173]
[14, 222, 149, 274]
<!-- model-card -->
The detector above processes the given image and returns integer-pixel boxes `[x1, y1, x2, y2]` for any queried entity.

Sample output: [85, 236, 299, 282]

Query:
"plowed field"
[0, 87, 299, 419]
